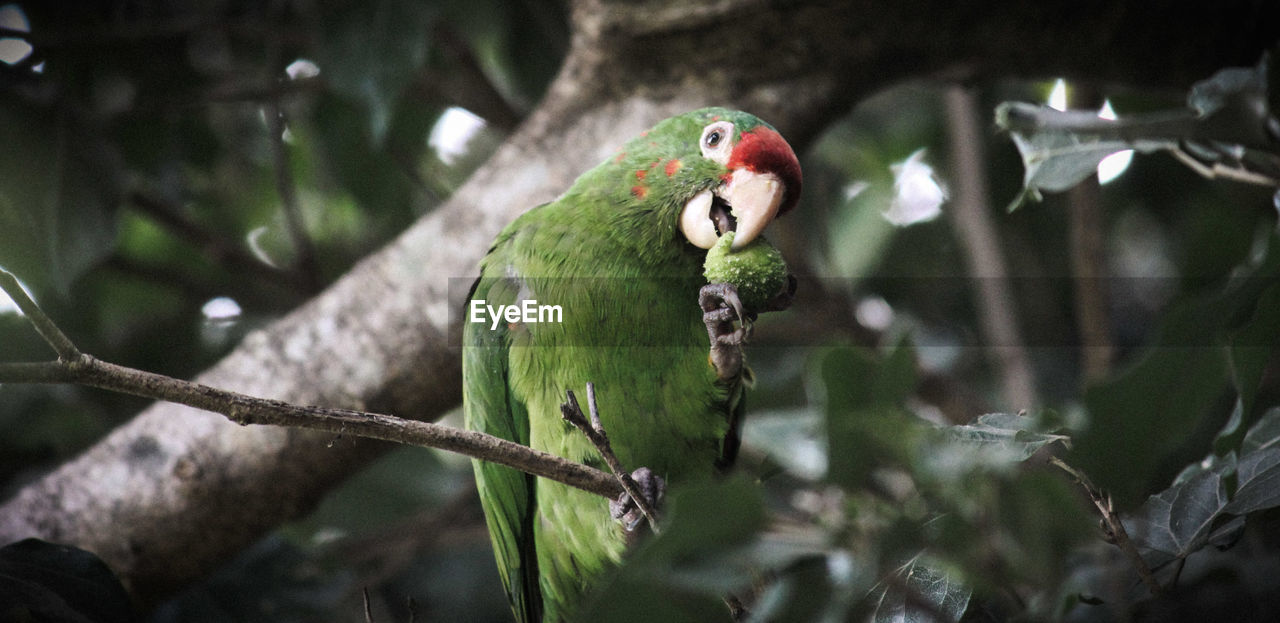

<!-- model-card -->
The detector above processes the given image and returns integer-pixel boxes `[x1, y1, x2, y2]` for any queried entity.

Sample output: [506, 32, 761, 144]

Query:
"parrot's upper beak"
[680, 168, 787, 250]
[719, 168, 785, 249]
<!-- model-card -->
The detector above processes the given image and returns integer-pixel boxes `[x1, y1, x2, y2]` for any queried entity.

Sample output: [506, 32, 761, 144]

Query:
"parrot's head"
[610, 107, 802, 252]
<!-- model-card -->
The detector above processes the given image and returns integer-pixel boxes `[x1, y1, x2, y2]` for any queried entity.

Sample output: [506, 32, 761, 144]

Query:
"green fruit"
[703, 231, 789, 312]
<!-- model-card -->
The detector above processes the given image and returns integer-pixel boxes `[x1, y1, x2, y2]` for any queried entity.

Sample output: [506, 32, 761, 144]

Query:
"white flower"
[884, 148, 947, 226]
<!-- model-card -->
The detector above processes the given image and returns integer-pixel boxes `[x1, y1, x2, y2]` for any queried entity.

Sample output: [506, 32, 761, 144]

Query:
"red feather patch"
[727, 126, 803, 215]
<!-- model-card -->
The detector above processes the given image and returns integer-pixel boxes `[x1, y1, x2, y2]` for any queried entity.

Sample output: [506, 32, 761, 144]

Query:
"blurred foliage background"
[2, 1, 1280, 622]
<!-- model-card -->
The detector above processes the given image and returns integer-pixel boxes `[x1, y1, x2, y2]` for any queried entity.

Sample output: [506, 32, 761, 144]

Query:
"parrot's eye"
[699, 121, 735, 165]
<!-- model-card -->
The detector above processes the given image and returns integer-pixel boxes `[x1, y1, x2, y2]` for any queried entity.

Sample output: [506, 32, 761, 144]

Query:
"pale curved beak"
[721, 169, 785, 249]
[679, 170, 787, 250]
[679, 190, 719, 249]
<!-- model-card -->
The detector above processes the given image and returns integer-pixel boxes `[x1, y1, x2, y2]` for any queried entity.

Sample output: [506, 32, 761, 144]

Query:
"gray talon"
[610, 467, 665, 532]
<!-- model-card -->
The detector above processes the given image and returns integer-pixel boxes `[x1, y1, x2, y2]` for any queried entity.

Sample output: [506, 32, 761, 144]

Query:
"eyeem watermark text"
[469, 299, 563, 330]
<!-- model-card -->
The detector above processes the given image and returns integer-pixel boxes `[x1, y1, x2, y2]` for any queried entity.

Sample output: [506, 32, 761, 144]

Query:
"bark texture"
[2, 0, 1277, 605]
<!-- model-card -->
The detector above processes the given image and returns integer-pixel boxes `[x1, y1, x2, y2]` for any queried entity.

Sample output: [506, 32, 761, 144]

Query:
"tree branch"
[943, 85, 1039, 408]
[1064, 89, 1115, 383]
[0, 268, 621, 500]
[561, 384, 661, 533]
[1050, 457, 1162, 595]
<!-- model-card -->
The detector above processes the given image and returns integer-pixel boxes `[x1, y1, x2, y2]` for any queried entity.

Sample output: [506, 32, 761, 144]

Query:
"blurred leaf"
[826, 184, 896, 279]
[998, 55, 1280, 210]
[1075, 339, 1227, 507]
[316, 0, 437, 144]
[0, 538, 137, 623]
[577, 476, 767, 622]
[311, 93, 421, 225]
[996, 102, 1176, 210]
[1186, 56, 1274, 150]
[940, 412, 1070, 464]
[869, 556, 970, 623]
[1189, 65, 1267, 117]
[640, 476, 766, 569]
[444, 0, 567, 113]
[1069, 233, 1280, 506]
[992, 472, 1093, 585]
[0, 101, 121, 295]
[741, 407, 826, 480]
[745, 557, 842, 623]
[1217, 282, 1280, 453]
[821, 344, 919, 488]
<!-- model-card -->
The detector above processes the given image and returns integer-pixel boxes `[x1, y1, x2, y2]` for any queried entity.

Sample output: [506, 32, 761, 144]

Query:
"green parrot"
[463, 107, 802, 622]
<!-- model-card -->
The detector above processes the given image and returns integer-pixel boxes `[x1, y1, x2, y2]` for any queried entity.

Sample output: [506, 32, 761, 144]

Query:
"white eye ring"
[700, 121, 735, 165]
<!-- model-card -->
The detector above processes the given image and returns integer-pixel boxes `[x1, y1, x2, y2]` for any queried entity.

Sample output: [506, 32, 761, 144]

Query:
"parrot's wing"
[464, 274, 543, 622]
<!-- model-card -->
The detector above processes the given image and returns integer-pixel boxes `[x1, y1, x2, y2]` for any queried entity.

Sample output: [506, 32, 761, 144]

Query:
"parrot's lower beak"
[679, 169, 786, 250]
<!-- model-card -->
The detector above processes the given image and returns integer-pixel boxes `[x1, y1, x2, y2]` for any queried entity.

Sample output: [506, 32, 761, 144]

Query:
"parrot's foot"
[700, 283, 749, 380]
[610, 467, 665, 533]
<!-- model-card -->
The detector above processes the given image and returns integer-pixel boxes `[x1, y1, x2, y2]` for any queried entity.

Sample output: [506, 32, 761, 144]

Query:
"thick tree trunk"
[2, 0, 1276, 605]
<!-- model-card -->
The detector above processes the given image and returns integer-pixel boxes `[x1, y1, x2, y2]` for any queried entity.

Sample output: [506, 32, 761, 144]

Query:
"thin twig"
[585, 381, 604, 431]
[561, 384, 662, 533]
[0, 268, 622, 500]
[0, 270, 80, 361]
[266, 95, 323, 293]
[126, 190, 308, 293]
[1050, 457, 1162, 594]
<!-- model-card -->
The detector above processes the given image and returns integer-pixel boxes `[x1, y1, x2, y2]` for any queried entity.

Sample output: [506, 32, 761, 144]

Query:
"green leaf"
[1075, 339, 1228, 507]
[1217, 283, 1280, 453]
[869, 556, 971, 623]
[1220, 407, 1280, 514]
[1242, 407, 1280, 454]
[995, 102, 1176, 211]
[1069, 236, 1280, 506]
[1124, 410, 1280, 566]
[577, 477, 768, 622]
[1185, 54, 1274, 151]
[1224, 447, 1280, 515]
[1122, 469, 1231, 567]
[741, 407, 826, 479]
[316, 0, 437, 144]
[0, 101, 122, 295]
[820, 344, 919, 488]
[1188, 64, 1267, 117]
[997, 55, 1280, 210]
[940, 412, 1070, 465]
[742, 560, 839, 623]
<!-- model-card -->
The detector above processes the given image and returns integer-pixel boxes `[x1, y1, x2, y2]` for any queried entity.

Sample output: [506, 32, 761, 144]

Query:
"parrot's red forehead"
[727, 125, 803, 215]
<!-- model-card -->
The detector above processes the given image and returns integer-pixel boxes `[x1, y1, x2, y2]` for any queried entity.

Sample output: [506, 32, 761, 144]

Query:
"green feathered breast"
[463, 108, 797, 622]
